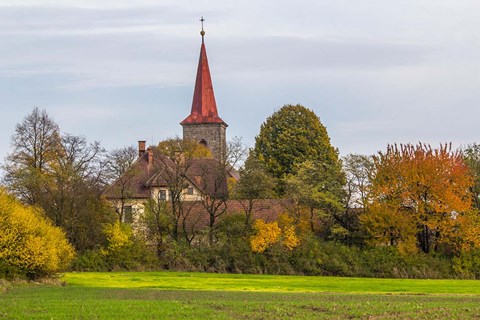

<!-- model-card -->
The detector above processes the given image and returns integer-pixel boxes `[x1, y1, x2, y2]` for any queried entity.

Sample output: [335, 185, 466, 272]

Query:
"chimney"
[147, 146, 153, 165]
[138, 140, 146, 157]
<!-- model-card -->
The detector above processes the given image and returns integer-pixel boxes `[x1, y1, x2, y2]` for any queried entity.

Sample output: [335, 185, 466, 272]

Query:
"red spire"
[181, 41, 226, 126]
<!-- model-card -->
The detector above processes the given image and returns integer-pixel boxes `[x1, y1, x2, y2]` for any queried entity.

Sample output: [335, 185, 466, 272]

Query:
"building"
[103, 27, 236, 223]
[180, 30, 228, 163]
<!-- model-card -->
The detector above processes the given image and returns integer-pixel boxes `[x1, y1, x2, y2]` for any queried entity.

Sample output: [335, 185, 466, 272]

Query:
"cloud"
[2, 0, 480, 163]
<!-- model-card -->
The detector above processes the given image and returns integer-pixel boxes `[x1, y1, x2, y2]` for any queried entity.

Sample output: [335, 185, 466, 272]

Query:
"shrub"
[71, 249, 108, 272]
[102, 221, 158, 271]
[0, 189, 75, 279]
[452, 249, 480, 279]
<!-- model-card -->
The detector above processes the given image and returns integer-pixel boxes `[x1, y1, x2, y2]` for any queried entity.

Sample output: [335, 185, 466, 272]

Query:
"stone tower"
[181, 26, 227, 162]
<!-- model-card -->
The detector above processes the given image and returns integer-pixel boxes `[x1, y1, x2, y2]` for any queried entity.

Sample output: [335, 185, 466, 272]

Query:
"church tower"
[181, 19, 227, 162]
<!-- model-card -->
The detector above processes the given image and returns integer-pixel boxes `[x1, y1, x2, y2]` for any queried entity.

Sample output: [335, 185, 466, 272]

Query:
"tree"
[285, 160, 345, 237]
[155, 137, 210, 242]
[231, 153, 276, 226]
[343, 154, 373, 211]
[2, 107, 61, 203]
[341, 154, 374, 244]
[461, 143, 480, 209]
[2, 108, 114, 252]
[250, 214, 300, 253]
[254, 104, 340, 193]
[104, 146, 138, 184]
[103, 146, 141, 221]
[196, 137, 247, 245]
[362, 143, 474, 254]
[0, 189, 75, 279]
[41, 134, 110, 251]
[142, 195, 173, 258]
[225, 136, 248, 170]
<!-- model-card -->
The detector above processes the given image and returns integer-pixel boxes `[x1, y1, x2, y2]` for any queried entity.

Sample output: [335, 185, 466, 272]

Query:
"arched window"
[199, 139, 208, 147]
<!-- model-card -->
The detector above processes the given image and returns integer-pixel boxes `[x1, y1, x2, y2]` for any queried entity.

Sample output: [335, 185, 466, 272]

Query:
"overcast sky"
[1, 0, 480, 164]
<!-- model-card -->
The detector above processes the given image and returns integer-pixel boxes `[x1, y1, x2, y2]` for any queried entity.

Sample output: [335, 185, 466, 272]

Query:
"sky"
[1, 0, 480, 165]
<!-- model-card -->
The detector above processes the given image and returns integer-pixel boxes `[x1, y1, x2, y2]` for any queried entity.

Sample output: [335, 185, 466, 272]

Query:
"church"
[103, 24, 238, 223]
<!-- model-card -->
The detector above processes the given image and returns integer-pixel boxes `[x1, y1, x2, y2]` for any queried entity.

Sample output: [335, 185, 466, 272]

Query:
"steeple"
[181, 18, 228, 162]
[181, 19, 226, 126]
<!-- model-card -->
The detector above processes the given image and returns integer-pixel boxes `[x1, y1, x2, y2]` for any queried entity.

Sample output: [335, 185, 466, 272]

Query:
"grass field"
[1, 272, 480, 319]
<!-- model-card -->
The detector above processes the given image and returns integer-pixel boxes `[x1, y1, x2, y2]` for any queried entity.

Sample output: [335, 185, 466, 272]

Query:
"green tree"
[254, 104, 340, 193]
[142, 197, 173, 258]
[285, 160, 345, 237]
[231, 153, 276, 226]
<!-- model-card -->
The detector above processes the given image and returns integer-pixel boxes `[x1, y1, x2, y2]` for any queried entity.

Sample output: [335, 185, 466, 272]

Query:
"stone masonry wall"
[182, 123, 227, 162]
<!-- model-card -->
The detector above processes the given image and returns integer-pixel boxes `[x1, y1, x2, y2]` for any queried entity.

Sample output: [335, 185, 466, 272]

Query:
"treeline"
[2, 105, 480, 279]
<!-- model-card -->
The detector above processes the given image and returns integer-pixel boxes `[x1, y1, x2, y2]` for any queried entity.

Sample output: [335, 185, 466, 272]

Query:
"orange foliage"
[250, 213, 300, 253]
[454, 211, 480, 252]
[250, 219, 281, 253]
[363, 143, 475, 253]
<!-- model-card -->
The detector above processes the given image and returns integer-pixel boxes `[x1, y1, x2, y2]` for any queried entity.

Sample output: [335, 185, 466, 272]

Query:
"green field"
[2, 272, 480, 319]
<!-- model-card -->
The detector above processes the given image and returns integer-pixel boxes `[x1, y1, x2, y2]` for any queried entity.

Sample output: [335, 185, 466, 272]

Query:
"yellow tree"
[250, 214, 300, 253]
[363, 143, 475, 254]
[0, 189, 74, 279]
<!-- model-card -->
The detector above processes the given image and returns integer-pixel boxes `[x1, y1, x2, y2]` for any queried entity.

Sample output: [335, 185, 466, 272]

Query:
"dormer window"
[187, 187, 194, 195]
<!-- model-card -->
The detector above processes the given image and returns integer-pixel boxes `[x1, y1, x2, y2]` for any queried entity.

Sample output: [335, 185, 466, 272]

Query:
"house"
[102, 27, 237, 224]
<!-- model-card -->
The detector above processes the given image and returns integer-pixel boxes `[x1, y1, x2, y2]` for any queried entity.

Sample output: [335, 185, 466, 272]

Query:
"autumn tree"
[362, 143, 474, 254]
[2, 108, 114, 252]
[254, 104, 341, 193]
[0, 189, 75, 279]
[250, 214, 300, 253]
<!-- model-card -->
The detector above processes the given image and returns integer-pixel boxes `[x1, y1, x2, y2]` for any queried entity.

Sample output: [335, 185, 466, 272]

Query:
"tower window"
[199, 139, 208, 147]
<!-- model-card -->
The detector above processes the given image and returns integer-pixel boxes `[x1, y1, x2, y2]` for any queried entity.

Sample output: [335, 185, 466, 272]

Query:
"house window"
[124, 205, 133, 223]
[159, 190, 167, 201]
[187, 187, 194, 195]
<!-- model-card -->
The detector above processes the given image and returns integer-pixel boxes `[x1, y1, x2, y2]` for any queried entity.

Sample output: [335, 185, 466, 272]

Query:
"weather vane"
[200, 16, 205, 43]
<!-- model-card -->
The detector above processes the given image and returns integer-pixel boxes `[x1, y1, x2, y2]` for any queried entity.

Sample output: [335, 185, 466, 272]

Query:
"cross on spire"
[200, 16, 205, 43]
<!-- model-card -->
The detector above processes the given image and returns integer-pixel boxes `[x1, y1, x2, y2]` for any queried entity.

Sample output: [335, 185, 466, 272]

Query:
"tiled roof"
[181, 42, 226, 126]
[103, 149, 232, 200]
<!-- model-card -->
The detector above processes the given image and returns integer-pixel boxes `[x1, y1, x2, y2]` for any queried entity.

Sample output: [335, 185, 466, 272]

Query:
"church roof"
[181, 38, 226, 126]
[102, 149, 232, 200]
